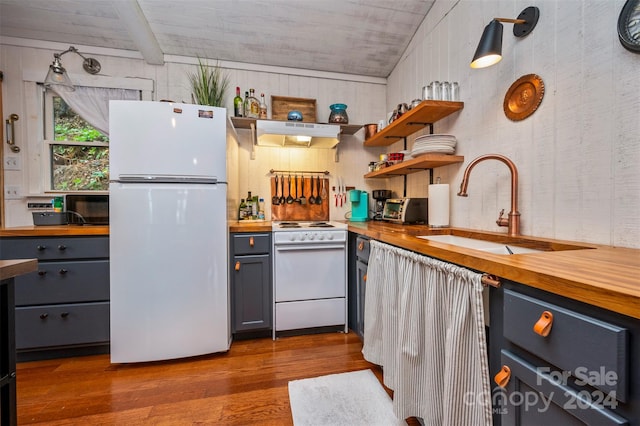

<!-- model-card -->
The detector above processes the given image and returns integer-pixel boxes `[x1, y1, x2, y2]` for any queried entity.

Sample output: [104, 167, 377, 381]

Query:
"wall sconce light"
[43, 46, 102, 91]
[470, 6, 540, 69]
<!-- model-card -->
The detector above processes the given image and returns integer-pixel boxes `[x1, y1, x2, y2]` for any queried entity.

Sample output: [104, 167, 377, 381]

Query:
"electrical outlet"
[5, 185, 22, 199]
[4, 156, 21, 170]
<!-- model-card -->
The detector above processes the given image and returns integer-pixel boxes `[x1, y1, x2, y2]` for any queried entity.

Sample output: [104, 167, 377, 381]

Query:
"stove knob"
[327, 233, 334, 240]
[317, 234, 325, 240]
[289, 233, 297, 241]
[300, 233, 306, 241]
[308, 233, 315, 240]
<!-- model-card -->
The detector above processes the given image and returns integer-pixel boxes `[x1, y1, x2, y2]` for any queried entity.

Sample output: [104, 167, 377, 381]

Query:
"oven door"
[274, 242, 346, 302]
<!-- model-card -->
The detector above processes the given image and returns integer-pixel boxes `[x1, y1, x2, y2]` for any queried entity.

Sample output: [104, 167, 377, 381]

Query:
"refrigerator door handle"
[115, 175, 221, 184]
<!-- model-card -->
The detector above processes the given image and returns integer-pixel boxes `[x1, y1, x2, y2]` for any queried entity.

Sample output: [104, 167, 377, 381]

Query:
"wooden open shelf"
[363, 100, 464, 147]
[230, 117, 362, 135]
[364, 154, 464, 178]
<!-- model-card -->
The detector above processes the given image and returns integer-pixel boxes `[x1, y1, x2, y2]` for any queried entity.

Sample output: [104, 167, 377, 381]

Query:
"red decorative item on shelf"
[388, 152, 404, 164]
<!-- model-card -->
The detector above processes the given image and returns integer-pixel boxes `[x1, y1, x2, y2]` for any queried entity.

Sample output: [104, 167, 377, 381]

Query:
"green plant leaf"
[187, 57, 230, 107]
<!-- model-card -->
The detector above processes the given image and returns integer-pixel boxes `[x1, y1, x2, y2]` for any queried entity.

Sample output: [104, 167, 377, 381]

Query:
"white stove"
[271, 221, 348, 231]
[272, 221, 347, 244]
[271, 221, 348, 338]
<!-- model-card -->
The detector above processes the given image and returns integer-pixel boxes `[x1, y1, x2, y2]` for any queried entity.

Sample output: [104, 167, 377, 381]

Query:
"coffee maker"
[349, 189, 369, 222]
[372, 189, 392, 220]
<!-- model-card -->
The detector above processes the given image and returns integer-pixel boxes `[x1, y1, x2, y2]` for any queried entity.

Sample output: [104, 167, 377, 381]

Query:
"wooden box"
[271, 96, 317, 122]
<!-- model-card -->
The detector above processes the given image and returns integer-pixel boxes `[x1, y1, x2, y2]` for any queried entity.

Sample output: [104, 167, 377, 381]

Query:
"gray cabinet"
[0, 236, 110, 360]
[354, 235, 370, 340]
[230, 233, 272, 335]
[490, 282, 639, 425]
[1, 277, 17, 425]
[348, 233, 370, 340]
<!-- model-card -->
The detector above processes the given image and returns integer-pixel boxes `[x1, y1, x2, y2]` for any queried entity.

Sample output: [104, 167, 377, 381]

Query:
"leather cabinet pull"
[363, 274, 367, 282]
[533, 310, 554, 337]
[494, 365, 511, 388]
[358, 241, 364, 251]
[235, 261, 240, 271]
[249, 236, 255, 247]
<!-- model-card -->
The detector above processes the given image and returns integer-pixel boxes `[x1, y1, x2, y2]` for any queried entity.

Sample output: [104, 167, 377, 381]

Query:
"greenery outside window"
[44, 91, 109, 191]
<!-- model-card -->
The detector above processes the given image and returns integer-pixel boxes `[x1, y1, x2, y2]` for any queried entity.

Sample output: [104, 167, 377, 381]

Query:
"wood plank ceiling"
[0, 0, 435, 78]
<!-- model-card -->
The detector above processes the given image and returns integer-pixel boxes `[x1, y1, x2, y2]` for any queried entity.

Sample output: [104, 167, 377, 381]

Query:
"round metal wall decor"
[618, 0, 640, 53]
[503, 74, 545, 121]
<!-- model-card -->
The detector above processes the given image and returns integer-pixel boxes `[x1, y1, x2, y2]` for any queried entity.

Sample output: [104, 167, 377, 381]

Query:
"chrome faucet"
[457, 154, 521, 236]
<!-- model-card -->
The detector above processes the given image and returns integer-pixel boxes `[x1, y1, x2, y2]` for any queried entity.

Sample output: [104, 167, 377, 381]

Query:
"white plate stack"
[411, 134, 457, 156]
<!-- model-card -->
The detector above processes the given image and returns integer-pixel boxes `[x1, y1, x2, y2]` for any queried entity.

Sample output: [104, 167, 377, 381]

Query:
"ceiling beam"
[111, 0, 164, 65]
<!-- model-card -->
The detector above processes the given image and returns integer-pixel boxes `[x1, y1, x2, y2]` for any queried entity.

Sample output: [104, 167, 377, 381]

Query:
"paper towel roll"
[428, 183, 450, 227]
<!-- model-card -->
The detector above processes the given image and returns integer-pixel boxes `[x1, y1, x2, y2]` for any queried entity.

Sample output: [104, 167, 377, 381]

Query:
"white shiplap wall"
[386, 0, 639, 248]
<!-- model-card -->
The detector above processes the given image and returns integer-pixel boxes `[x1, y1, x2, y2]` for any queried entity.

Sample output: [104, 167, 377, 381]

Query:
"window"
[42, 85, 141, 191]
[44, 92, 110, 190]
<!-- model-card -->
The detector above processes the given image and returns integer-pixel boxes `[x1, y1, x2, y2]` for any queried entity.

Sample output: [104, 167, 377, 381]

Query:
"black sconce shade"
[470, 6, 539, 69]
[471, 20, 503, 69]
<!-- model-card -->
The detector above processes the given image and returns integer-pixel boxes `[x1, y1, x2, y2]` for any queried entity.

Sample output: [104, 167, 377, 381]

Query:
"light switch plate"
[4, 156, 21, 170]
[5, 185, 22, 199]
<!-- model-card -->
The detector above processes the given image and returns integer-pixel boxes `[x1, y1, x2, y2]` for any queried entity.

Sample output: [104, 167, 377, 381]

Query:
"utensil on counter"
[286, 174, 294, 204]
[279, 174, 286, 204]
[309, 177, 317, 204]
[272, 175, 280, 205]
[299, 176, 307, 205]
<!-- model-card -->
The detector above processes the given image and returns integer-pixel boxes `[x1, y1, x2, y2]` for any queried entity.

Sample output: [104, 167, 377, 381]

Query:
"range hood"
[256, 120, 341, 148]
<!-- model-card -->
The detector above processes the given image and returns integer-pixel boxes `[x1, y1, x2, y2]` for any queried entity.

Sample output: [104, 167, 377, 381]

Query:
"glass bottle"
[238, 198, 247, 220]
[328, 103, 349, 124]
[259, 93, 268, 119]
[247, 89, 260, 118]
[258, 198, 265, 220]
[233, 86, 243, 117]
[243, 91, 250, 119]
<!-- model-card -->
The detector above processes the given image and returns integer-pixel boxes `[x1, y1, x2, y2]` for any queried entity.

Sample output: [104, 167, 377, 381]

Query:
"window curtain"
[362, 240, 492, 426]
[51, 86, 140, 136]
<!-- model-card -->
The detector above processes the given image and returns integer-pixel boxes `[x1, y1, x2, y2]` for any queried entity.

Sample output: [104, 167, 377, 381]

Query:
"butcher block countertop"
[0, 258, 38, 281]
[0, 225, 109, 237]
[347, 221, 640, 320]
[228, 221, 272, 233]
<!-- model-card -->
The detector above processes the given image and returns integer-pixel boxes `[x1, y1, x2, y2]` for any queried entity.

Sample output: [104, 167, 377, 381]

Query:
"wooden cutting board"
[270, 176, 329, 221]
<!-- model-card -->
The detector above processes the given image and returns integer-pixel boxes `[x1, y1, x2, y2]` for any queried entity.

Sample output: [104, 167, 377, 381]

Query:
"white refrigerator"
[109, 100, 230, 363]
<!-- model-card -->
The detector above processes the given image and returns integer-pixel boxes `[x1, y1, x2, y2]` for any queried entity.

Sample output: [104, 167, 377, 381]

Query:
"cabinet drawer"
[15, 260, 109, 306]
[275, 298, 345, 331]
[499, 350, 628, 426]
[15, 302, 109, 349]
[503, 289, 628, 401]
[1, 237, 109, 260]
[232, 233, 270, 255]
[355, 236, 370, 262]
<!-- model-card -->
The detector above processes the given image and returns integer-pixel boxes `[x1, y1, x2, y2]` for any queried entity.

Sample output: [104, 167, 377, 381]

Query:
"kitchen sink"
[416, 232, 593, 255]
[418, 235, 543, 254]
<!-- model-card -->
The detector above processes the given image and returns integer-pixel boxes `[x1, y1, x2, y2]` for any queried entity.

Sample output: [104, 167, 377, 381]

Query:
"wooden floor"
[16, 331, 406, 425]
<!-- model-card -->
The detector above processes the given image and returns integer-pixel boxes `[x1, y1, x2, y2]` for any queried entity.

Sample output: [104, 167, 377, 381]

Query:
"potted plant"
[188, 57, 229, 107]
